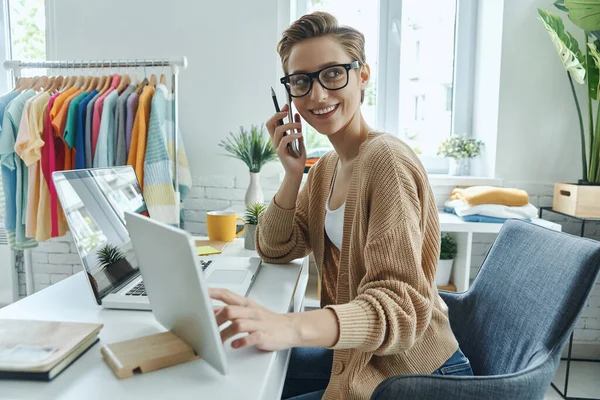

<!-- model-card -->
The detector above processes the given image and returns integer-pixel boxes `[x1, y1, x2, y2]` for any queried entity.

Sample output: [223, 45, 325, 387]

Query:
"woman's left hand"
[210, 288, 298, 351]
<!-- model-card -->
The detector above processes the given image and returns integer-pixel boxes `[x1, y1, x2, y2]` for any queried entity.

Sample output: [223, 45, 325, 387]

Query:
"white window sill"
[428, 175, 504, 187]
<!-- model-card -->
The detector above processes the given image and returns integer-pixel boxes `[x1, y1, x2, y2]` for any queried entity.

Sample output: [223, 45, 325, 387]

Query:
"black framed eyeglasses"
[280, 60, 361, 98]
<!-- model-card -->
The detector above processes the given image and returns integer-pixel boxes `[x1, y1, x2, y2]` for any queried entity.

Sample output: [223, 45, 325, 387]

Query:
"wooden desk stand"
[101, 331, 199, 379]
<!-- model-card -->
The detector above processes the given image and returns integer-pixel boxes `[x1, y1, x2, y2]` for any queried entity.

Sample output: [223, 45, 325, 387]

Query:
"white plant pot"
[245, 172, 264, 208]
[448, 158, 469, 176]
[436, 259, 454, 286]
[244, 224, 257, 250]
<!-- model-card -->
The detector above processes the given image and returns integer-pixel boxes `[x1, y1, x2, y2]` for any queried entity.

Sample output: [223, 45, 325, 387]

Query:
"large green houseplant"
[538, 1, 600, 184]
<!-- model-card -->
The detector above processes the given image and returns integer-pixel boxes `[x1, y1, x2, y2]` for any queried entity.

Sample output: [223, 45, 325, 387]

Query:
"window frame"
[0, 0, 12, 95]
[294, 0, 479, 175]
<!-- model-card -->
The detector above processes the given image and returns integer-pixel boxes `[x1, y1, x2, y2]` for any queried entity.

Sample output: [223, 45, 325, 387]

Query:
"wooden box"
[553, 183, 600, 218]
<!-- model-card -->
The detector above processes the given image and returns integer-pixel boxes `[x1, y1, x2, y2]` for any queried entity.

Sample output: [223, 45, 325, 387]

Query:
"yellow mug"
[206, 211, 246, 242]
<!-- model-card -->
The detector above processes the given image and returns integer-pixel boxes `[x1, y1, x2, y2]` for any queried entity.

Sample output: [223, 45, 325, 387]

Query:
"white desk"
[439, 212, 562, 292]
[0, 239, 310, 400]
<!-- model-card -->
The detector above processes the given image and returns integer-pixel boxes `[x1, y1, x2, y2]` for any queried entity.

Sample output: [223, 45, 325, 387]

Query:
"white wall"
[494, 0, 586, 184]
[46, 0, 285, 180]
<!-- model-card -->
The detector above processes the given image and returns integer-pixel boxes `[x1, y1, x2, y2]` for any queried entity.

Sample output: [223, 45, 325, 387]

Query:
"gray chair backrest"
[446, 220, 600, 376]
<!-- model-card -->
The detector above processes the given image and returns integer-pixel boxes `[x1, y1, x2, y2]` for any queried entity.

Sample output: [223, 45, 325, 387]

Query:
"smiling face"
[286, 35, 369, 137]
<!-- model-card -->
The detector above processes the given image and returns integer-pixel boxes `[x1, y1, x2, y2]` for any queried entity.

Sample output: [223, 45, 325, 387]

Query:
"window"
[299, 0, 379, 151]
[445, 84, 453, 112]
[0, 0, 47, 89]
[294, 0, 477, 174]
[414, 94, 425, 122]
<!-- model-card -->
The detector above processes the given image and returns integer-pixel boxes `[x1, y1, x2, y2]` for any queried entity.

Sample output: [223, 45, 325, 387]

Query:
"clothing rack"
[3, 57, 188, 296]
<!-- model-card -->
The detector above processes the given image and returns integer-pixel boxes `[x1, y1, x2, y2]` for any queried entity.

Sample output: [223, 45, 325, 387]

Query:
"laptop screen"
[52, 167, 147, 303]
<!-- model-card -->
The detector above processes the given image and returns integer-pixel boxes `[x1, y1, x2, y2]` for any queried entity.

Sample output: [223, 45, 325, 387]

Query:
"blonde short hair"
[277, 11, 366, 102]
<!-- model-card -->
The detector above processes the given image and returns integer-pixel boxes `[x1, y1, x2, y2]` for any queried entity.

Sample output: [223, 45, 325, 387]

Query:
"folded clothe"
[444, 199, 538, 220]
[450, 186, 529, 207]
[443, 207, 531, 223]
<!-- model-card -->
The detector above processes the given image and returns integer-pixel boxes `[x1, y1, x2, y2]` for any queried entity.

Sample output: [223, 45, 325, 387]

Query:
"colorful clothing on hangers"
[127, 85, 154, 191]
[125, 93, 139, 156]
[0, 89, 37, 249]
[91, 74, 121, 160]
[15, 94, 41, 239]
[0, 90, 21, 248]
[64, 91, 89, 149]
[94, 90, 118, 167]
[25, 93, 52, 241]
[114, 85, 135, 166]
[45, 93, 68, 238]
[84, 91, 101, 168]
[76, 90, 98, 170]
[51, 87, 81, 171]
[144, 84, 192, 226]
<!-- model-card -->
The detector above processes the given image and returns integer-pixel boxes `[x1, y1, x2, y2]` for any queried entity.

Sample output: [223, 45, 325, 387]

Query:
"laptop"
[52, 166, 261, 311]
[124, 210, 229, 374]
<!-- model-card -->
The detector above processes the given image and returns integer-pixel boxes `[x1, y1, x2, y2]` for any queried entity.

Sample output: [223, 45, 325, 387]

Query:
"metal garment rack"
[2, 57, 188, 296]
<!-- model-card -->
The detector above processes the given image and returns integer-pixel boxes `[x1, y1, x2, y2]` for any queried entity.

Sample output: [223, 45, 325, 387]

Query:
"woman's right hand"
[266, 104, 307, 179]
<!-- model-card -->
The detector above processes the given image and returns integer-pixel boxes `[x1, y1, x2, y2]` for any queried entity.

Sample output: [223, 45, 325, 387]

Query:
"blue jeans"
[282, 347, 473, 400]
[432, 347, 474, 376]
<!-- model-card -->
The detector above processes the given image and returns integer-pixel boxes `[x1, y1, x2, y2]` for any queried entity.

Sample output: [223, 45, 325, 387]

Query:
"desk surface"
[0, 239, 309, 400]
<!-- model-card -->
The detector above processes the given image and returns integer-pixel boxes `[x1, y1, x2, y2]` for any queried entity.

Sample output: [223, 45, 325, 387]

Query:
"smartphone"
[271, 87, 302, 158]
[285, 92, 302, 158]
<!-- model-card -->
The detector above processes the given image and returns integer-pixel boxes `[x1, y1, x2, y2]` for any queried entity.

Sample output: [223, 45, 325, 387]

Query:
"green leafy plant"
[440, 234, 457, 260]
[244, 202, 267, 225]
[437, 134, 484, 160]
[97, 244, 126, 269]
[219, 124, 278, 173]
[538, 2, 600, 183]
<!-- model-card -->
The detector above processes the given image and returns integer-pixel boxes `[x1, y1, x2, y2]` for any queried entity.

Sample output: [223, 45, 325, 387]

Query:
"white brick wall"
[13, 175, 600, 345]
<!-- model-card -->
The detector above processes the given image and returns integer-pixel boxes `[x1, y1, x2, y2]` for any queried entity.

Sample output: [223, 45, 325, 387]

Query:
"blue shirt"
[0, 91, 20, 241]
[0, 89, 37, 249]
[76, 90, 98, 169]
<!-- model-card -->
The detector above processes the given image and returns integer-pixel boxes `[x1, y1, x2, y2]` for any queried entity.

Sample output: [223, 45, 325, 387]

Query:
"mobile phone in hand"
[271, 87, 302, 158]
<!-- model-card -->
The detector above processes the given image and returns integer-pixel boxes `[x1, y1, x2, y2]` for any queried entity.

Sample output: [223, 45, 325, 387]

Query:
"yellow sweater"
[450, 186, 529, 207]
[256, 132, 458, 400]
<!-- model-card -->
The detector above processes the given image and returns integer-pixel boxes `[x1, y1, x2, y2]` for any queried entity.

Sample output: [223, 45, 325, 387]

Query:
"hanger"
[58, 65, 68, 90]
[116, 60, 131, 94]
[13, 75, 24, 91]
[46, 75, 63, 93]
[82, 61, 92, 92]
[26, 76, 39, 90]
[33, 75, 49, 91]
[91, 61, 103, 91]
[149, 60, 157, 88]
[98, 60, 113, 95]
[159, 60, 167, 86]
[62, 61, 77, 90]
[74, 60, 86, 89]
[134, 60, 148, 95]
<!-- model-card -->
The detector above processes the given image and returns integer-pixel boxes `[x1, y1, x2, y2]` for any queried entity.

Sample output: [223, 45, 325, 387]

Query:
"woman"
[209, 11, 473, 400]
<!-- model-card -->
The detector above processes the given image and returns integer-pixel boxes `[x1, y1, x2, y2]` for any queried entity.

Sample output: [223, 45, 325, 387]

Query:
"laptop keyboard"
[124, 261, 213, 297]
[125, 282, 147, 296]
[200, 260, 213, 271]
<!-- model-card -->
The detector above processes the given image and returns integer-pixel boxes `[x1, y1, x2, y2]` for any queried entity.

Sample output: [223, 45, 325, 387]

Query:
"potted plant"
[437, 134, 484, 176]
[219, 124, 278, 208]
[537, 2, 600, 216]
[97, 243, 133, 285]
[244, 202, 267, 250]
[437, 234, 457, 286]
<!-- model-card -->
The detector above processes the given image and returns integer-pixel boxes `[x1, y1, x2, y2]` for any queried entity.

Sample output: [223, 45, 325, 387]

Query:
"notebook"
[195, 240, 229, 256]
[0, 319, 103, 381]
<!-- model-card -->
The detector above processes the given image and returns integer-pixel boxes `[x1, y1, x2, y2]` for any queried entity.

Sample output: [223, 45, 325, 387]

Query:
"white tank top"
[325, 164, 345, 251]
